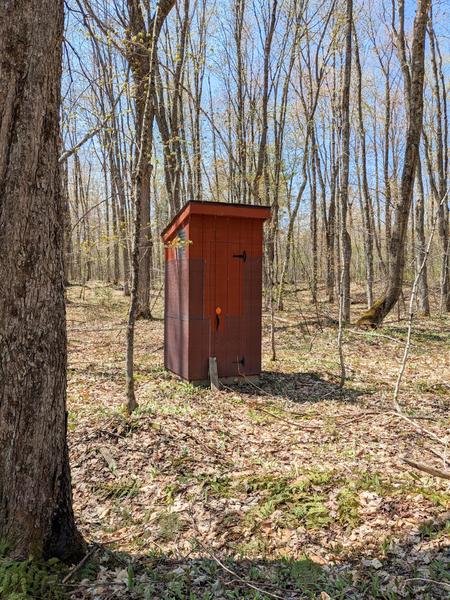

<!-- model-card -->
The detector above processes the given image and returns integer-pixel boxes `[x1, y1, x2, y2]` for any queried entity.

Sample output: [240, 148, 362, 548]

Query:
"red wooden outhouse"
[161, 201, 270, 382]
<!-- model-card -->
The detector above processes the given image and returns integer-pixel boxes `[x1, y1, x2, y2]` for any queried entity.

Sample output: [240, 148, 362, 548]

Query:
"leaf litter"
[67, 285, 449, 599]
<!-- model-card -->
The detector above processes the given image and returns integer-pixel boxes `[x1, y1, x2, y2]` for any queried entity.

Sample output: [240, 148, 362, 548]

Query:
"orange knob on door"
[215, 306, 222, 330]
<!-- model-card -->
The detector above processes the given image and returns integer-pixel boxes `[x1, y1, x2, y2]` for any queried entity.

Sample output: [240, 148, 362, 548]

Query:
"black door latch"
[233, 250, 247, 262]
[232, 356, 245, 366]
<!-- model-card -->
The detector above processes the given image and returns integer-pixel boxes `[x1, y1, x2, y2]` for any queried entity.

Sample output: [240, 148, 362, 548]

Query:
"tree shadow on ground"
[226, 371, 365, 404]
[272, 314, 338, 334]
[67, 512, 450, 599]
[379, 326, 449, 344]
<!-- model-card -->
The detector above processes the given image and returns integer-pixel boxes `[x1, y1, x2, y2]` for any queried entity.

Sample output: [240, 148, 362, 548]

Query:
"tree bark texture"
[358, 0, 431, 328]
[0, 0, 84, 560]
[354, 26, 374, 307]
[338, 0, 353, 323]
[414, 156, 430, 315]
[125, 0, 176, 318]
[125, 0, 176, 412]
[428, 23, 449, 312]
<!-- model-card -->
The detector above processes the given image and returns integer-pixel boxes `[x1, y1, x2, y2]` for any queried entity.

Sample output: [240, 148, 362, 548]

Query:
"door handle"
[232, 250, 246, 262]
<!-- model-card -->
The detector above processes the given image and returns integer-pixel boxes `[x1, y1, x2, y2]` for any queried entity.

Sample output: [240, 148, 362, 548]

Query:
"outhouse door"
[210, 234, 247, 378]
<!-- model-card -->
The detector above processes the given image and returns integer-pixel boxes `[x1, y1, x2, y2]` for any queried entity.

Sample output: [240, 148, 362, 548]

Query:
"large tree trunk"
[358, 0, 431, 328]
[382, 60, 392, 278]
[126, 0, 154, 320]
[0, 0, 84, 560]
[132, 76, 154, 319]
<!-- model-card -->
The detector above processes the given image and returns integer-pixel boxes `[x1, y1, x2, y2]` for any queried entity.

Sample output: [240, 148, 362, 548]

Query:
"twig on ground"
[248, 402, 320, 431]
[338, 411, 385, 426]
[62, 544, 99, 584]
[390, 410, 445, 446]
[403, 578, 450, 590]
[423, 445, 449, 466]
[192, 537, 287, 600]
[402, 457, 450, 481]
[347, 329, 404, 344]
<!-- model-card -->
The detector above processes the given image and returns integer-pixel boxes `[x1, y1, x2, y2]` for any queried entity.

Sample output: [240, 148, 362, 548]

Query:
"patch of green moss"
[95, 477, 140, 500]
[396, 476, 450, 508]
[355, 471, 391, 495]
[416, 381, 449, 396]
[196, 474, 233, 499]
[276, 555, 324, 590]
[418, 518, 450, 540]
[0, 554, 66, 600]
[337, 486, 360, 527]
[356, 297, 385, 328]
[155, 512, 185, 542]
[243, 471, 335, 530]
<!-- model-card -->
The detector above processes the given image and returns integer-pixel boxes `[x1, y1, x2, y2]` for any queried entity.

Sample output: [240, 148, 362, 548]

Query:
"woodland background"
[62, 0, 449, 321]
[0, 0, 449, 598]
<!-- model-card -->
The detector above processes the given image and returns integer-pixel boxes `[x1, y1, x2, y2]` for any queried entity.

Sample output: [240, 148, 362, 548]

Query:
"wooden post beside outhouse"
[161, 201, 270, 383]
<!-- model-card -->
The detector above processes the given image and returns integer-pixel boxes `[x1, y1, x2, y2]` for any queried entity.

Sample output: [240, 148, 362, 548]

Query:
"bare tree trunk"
[326, 109, 338, 303]
[61, 159, 73, 285]
[371, 107, 386, 274]
[102, 152, 112, 283]
[109, 162, 121, 286]
[125, 0, 176, 413]
[414, 156, 430, 315]
[310, 132, 318, 303]
[252, 0, 278, 203]
[110, 144, 131, 295]
[234, 0, 248, 204]
[428, 21, 449, 312]
[0, 0, 83, 561]
[72, 157, 82, 282]
[126, 0, 175, 319]
[358, 0, 431, 327]
[354, 25, 374, 307]
[383, 62, 392, 277]
[190, 0, 207, 201]
[338, 0, 353, 323]
[154, 0, 189, 216]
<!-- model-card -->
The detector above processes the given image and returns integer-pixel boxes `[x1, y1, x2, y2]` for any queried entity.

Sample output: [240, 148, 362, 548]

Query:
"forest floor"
[66, 283, 449, 600]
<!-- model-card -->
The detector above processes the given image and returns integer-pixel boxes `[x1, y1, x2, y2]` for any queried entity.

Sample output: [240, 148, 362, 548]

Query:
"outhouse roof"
[161, 200, 271, 242]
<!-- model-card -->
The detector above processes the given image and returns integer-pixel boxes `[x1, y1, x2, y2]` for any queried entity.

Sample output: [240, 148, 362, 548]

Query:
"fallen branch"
[404, 577, 450, 590]
[402, 458, 450, 481]
[423, 445, 449, 465]
[390, 410, 445, 446]
[62, 544, 99, 584]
